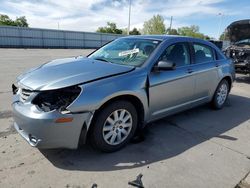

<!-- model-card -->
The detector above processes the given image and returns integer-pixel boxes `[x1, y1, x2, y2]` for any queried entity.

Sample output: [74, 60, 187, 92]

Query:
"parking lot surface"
[0, 49, 250, 188]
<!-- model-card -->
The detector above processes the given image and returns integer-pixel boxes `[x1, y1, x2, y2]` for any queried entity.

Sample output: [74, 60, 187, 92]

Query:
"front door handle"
[187, 68, 194, 74]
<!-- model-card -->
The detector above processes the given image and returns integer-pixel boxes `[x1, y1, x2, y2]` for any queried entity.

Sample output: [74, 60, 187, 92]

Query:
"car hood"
[17, 56, 134, 91]
[227, 19, 250, 42]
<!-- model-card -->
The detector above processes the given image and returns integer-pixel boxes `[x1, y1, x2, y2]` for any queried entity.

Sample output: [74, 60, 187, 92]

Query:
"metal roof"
[122, 35, 192, 41]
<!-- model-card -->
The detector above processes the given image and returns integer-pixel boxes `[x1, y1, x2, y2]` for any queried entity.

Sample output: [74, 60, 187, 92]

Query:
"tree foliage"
[166, 28, 179, 35]
[177, 25, 210, 39]
[15, 16, 29, 27]
[97, 22, 123, 34]
[129, 28, 141, 35]
[96, 15, 212, 39]
[219, 31, 229, 41]
[122, 28, 141, 35]
[143, 14, 166, 34]
[142, 15, 210, 39]
[0, 14, 29, 27]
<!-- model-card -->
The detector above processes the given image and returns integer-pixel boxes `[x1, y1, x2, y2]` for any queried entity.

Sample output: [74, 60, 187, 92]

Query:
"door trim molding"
[152, 96, 208, 116]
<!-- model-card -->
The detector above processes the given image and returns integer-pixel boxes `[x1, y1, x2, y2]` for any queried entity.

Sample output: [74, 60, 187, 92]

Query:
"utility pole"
[58, 17, 61, 30]
[127, 0, 132, 35]
[217, 13, 224, 40]
[169, 16, 173, 31]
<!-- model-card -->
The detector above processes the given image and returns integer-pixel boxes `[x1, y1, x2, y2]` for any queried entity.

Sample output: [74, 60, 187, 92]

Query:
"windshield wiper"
[94, 58, 110, 63]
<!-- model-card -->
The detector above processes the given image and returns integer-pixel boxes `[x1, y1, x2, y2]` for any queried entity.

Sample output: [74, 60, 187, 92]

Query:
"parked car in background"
[12, 35, 235, 152]
[224, 19, 250, 75]
[209, 40, 223, 50]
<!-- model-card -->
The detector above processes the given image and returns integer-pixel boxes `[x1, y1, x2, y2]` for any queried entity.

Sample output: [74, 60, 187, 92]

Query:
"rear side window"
[159, 43, 190, 67]
[193, 43, 214, 64]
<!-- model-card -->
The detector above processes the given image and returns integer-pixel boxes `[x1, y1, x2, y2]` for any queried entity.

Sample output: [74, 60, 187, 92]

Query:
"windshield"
[88, 38, 161, 67]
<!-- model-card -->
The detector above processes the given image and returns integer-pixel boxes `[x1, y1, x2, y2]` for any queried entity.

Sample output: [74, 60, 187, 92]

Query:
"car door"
[149, 42, 196, 119]
[190, 43, 220, 100]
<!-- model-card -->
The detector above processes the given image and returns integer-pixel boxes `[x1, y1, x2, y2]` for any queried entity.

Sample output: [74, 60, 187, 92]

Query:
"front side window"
[159, 43, 190, 67]
[193, 43, 214, 64]
[88, 38, 160, 67]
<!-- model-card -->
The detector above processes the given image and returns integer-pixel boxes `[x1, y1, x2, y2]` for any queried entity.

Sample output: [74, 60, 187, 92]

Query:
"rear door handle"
[187, 69, 194, 74]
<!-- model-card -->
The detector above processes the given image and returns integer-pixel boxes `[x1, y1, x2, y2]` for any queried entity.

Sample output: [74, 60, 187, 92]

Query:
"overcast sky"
[0, 0, 249, 38]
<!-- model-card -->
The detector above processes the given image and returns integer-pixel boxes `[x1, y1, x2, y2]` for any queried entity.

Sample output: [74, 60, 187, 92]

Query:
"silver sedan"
[12, 35, 235, 152]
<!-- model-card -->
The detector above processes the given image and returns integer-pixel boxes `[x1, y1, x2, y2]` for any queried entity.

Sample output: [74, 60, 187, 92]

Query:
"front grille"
[20, 88, 33, 102]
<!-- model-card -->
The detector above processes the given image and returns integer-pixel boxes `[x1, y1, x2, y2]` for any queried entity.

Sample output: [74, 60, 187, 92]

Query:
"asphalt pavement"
[0, 49, 249, 188]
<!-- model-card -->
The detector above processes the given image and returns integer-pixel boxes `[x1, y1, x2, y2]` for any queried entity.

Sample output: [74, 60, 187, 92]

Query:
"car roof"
[122, 35, 200, 41]
[121, 35, 224, 57]
[121, 35, 218, 49]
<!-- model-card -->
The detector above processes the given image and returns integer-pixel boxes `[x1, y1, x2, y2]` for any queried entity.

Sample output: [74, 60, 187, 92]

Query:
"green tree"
[177, 25, 210, 39]
[219, 31, 229, 41]
[97, 22, 122, 34]
[15, 16, 29, 27]
[0, 14, 29, 27]
[0, 15, 15, 26]
[122, 28, 141, 35]
[143, 14, 166, 34]
[129, 28, 141, 35]
[166, 28, 179, 35]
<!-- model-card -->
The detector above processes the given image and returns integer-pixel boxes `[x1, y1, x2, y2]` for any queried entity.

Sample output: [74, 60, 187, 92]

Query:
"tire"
[211, 79, 229, 110]
[90, 100, 138, 152]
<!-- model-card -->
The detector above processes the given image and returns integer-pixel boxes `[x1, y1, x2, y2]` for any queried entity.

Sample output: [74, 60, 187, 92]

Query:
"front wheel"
[211, 79, 229, 109]
[90, 101, 138, 152]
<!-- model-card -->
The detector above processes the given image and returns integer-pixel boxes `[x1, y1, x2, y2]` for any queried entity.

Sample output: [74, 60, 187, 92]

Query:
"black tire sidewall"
[90, 100, 138, 152]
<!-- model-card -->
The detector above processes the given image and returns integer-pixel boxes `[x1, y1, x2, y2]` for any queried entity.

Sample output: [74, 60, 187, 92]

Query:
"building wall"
[0, 26, 123, 48]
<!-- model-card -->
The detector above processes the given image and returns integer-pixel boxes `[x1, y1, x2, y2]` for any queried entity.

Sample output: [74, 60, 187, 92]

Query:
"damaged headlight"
[32, 86, 81, 112]
[12, 84, 19, 95]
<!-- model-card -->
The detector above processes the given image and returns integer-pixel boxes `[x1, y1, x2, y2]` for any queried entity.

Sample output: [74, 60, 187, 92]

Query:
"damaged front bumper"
[234, 61, 250, 74]
[12, 101, 93, 149]
[225, 46, 250, 74]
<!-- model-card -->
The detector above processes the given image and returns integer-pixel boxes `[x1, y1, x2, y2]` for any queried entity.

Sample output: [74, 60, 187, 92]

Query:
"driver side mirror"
[154, 60, 176, 71]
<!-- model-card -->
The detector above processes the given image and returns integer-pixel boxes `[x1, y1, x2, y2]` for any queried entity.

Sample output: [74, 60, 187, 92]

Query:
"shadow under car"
[40, 94, 250, 172]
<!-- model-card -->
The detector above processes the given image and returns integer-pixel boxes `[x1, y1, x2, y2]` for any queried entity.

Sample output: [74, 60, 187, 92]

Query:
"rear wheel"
[90, 101, 138, 152]
[211, 79, 229, 109]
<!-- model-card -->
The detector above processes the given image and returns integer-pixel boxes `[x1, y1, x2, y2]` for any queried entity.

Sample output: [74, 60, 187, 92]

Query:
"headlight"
[32, 86, 81, 112]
